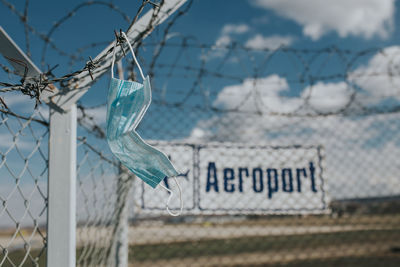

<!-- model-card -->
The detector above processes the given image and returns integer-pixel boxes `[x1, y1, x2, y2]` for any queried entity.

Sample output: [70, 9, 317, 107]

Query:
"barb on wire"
[85, 57, 98, 81]
[114, 29, 127, 57]
[0, 57, 55, 107]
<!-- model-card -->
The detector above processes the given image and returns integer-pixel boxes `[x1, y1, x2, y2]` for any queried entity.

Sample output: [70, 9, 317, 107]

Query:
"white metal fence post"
[0, 26, 74, 267]
[47, 104, 77, 267]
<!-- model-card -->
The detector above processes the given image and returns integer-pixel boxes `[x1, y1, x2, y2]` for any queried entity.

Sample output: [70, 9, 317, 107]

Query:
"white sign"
[134, 143, 328, 214]
[198, 144, 327, 213]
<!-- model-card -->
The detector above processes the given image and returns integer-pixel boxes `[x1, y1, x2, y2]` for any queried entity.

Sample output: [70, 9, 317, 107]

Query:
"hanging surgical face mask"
[107, 31, 182, 216]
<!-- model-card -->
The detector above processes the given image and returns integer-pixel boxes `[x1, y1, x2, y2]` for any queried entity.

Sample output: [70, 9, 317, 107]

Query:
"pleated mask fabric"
[106, 32, 179, 189]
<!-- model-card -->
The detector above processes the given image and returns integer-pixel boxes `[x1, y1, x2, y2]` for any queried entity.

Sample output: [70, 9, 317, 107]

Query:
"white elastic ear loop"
[159, 177, 183, 216]
[111, 40, 117, 79]
[110, 31, 146, 81]
[121, 31, 146, 81]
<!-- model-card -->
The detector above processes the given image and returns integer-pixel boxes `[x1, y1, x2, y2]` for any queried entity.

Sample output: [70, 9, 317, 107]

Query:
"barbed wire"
[0, 0, 170, 101]
[0, 0, 196, 176]
[2, 45, 398, 108]
[1, 0, 400, 138]
[59, 39, 400, 140]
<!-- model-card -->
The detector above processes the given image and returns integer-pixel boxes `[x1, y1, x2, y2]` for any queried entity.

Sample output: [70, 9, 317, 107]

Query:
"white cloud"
[215, 35, 232, 47]
[251, 0, 395, 40]
[200, 44, 400, 117]
[78, 106, 107, 125]
[205, 24, 250, 60]
[0, 133, 36, 151]
[245, 34, 294, 50]
[1, 93, 48, 122]
[2, 93, 35, 111]
[3, 94, 28, 106]
[186, 97, 400, 199]
[185, 47, 400, 199]
[208, 23, 294, 62]
[349, 46, 400, 99]
[191, 45, 400, 144]
[213, 23, 250, 49]
[86, 106, 107, 125]
[0, 182, 47, 228]
[209, 75, 355, 116]
[221, 24, 250, 35]
[36, 105, 49, 121]
[303, 81, 352, 113]
[214, 74, 302, 113]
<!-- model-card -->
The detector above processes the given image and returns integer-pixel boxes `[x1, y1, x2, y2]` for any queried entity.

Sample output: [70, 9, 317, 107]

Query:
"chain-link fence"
[124, 111, 400, 267]
[76, 137, 117, 267]
[0, 104, 48, 266]
[73, 40, 400, 266]
[1, 0, 400, 266]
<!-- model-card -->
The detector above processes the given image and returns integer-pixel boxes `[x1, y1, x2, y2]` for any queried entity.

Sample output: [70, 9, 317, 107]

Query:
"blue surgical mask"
[107, 31, 182, 216]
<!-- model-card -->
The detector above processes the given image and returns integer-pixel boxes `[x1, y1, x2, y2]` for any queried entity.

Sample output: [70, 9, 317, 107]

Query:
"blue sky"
[1, 0, 400, 211]
[1, 0, 399, 70]
[1, 0, 399, 111]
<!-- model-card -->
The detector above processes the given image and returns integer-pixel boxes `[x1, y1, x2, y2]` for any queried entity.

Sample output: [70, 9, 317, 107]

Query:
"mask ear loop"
[159, 177, 183, 216]
[111, 40, 118, 79]
[110, 31, 146, 81]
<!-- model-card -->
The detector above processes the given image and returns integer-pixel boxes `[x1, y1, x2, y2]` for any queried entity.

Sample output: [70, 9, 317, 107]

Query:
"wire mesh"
[0, 105, 48, 266]
[1, 0, 400, 266]
[75, 41, 400, 266]
[1, 0, 187, 266]
[76, 137, 119, 267]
